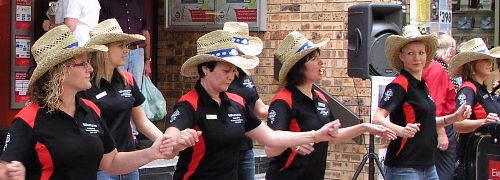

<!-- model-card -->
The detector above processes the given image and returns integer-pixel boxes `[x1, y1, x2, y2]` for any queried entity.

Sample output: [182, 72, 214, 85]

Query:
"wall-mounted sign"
[15, 35, 31, 67]
[15, 0, 32, 30]
[14, 72, 29, 104]
[166, 0, 266, 31]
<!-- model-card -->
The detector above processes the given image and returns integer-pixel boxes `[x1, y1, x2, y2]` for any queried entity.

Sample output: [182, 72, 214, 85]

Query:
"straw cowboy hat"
[180, 30, 259, 77]
[274, 31, 330, 84]
[29, 25, 107, 89]
[449, 38, 500, 78]
[484, 46, 500, 91]
[223, 22, 263, 56]
[86, 18, 145, 46]
[384, 25, 438, 72]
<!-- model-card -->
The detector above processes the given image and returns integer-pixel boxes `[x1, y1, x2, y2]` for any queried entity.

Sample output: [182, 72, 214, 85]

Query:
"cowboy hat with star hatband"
[384, 25, 438, 72]
[449, 38, 500, 78]
[86, 18, 145, 46]
[223, 22, 263, 56]
[274, 31, 330, 85]
[180, 30, 259, 77]
[29, 25, 108, 90]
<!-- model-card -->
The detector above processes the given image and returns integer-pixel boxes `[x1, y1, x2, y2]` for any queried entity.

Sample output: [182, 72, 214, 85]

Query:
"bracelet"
[310, 130, 318, 143]
[145, 57, 152, 62]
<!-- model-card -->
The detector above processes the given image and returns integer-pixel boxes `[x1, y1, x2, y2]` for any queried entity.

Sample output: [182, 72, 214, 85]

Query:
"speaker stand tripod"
[352, 134, 385, 180]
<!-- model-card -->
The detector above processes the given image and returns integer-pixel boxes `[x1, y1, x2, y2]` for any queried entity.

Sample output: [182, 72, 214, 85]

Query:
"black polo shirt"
[265, 84, 334, 180]
[379, 70, 437, 168]
[80, 70, 144, 152]
[168, 81, 261, 180]
[227, 68, 260, 150]
[455, 80, 500, 162]
[0, 97, 116, 179]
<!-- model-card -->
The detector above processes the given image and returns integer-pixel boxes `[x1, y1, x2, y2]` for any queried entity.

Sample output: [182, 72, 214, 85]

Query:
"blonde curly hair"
[28, 58, 75, 113]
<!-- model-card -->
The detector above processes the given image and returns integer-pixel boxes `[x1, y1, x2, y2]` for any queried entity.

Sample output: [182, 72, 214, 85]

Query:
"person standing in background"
[422, 33, 458, 180]
[224, 22, 268, 180]
[55, 0, 101, 46]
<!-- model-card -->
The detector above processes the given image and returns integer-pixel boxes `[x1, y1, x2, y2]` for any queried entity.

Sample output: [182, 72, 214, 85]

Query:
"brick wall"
[156, 0, 385, 179]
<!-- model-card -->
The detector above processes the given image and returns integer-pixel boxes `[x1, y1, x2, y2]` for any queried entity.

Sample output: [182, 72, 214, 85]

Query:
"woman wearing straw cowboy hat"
[0, 25, 175, 179]
[264, 31, 396, 180]
[448, 38, 500, 180]
[165, 30, 342, 180]
[81, 19, 197, 180]
[372, 25, 471, 179]
[421, 33, 458, 180]
[224, 21, 268, 180]
[485, 47, 500, 99]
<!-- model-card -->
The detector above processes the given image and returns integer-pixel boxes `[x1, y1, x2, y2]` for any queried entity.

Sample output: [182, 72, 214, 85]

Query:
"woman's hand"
[451, 103, 472, 123]
[175, 129, 202, 152]
[1, 161, 25, 180]
[316, 120, 341, 142]
[485, 113, 499, 123]
[149, 134, 175, 159]
[437, 133, 449, 151]
[292, 143, 315, 156]
[402, 123, 420, 138]
[365, 124, 397, 140]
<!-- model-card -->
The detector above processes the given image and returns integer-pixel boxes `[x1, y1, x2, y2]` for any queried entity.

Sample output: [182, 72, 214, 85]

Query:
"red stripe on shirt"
[35, 142, 53, 180]
[81, 98, 101, 117]
[178, 90, 199, 110]
[280, 118, 301, 172]
[396, 102, 416, 156]
[272, 89, 292, 109]
[226, 92, 245, 107]
[14, 103, 40, 128]
[183, 127, 205, 180]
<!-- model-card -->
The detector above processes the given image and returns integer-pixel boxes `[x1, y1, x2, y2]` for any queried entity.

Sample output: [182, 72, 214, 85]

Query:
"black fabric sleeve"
[98, 0, 109, 22]
[378, 83, 406, 112]
[244, 104, 262, 132]
[131, 77, 145, 107]
[0, 118, 35, 166]
[267, 100, 293, 131]
[167, 102, 195, 130]
[97, 116, 117, 154]
[456, 87, 476, 109]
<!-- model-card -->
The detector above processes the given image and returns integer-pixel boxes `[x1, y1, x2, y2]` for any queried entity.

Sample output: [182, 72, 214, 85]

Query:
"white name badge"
[206, 114, 217, 120]
[96, 91, 107, 99]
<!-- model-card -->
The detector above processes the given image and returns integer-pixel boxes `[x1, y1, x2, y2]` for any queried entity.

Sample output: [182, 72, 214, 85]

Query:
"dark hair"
[461, 61, 480, 81]
[197, 61, 217, 78]
[285, 50, 320, 86]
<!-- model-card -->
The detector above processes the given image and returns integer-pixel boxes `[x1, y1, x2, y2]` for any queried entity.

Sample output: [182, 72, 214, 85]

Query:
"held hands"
[292, 143, 315, 156]
[316, 120, 341, 142]
[364, 123, 397, 140]
[0, 161, 25, 180]
[175, 129, 202, 152]
[149, 134, 175, 159]
[451, 103, 472, 123]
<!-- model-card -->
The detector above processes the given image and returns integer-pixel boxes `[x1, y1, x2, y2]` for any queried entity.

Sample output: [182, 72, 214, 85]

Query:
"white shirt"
[56, 0, 100, 46]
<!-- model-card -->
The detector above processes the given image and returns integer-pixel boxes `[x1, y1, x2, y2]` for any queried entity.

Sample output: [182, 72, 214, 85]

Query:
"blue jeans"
[97, 170, 139, 180]
[384, 165, 439, 180]
[238, 149, 255, 180]
[119, 48, 145, 137]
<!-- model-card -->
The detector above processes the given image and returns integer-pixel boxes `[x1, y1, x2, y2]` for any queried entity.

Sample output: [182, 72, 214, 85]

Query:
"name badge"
[96, 91, 107, 99]
[206, 114, 217, 119]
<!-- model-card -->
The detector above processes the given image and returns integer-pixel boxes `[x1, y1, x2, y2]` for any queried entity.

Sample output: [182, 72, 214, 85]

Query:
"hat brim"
[180, 55, 259, 77]
[278, 38, 329, 84]
[449, 52, 500, 77]
[384, 35, 438, 72]
[234, 37, 263, 56]
[28, 45, 108, 89]
[86, 33, 145, 46]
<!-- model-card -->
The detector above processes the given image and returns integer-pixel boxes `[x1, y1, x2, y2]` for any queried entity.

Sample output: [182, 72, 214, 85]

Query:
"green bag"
[141, 76, 167, 121]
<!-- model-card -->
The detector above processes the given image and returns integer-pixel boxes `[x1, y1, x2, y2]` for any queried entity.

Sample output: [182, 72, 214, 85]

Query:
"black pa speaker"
[347, 3, 403, 79]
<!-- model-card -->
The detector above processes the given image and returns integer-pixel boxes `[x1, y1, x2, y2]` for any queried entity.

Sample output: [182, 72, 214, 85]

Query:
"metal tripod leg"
[352, 134, 385, 180]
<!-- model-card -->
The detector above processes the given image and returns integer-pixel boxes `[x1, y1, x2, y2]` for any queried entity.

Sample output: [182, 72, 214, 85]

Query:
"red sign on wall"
[15, 35, 31, 67]
[489, 159, 500, 180]
[15, 0, 32, 30]
[234, 9, 257, 22]
[14, 72, 29, 104]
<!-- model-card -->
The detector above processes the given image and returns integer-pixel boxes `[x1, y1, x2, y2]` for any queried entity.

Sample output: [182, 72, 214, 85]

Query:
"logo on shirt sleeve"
[268, 110, 276, 124]
[3, 133, 10, 151]
[243, 79, 255, 88]
[170, 109, 180, 123]
[458, 93, 467, 105]
[383, 89, 393, 102]
[317, 102, 329, 117]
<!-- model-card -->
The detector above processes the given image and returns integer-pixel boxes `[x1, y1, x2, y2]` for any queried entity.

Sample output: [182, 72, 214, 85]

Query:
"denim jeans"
[384, 165, 439, 180]
[119, 48, 145, 137]
[97, 170, 139, 180]
[238, 149, 255, 180]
